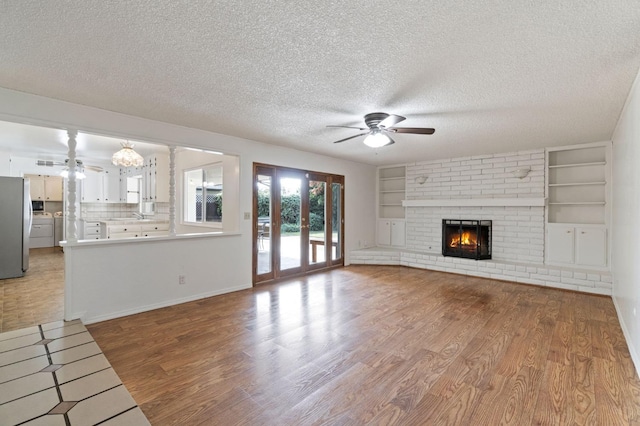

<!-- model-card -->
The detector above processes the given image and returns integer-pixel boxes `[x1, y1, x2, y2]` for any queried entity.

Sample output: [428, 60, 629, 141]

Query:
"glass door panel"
[253, 164, 344, 285]
[331, 181, 343, 262]
[256, 172, 272, 276]
[308, 178, 327, 268]
[279, 174, 304, 274]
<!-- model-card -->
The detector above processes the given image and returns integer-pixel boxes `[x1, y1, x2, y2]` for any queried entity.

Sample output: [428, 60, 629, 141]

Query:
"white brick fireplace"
[351, 148, 613, 295]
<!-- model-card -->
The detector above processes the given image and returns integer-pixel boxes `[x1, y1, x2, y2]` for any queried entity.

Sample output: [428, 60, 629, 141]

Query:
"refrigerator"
[0, 177, 31, 279]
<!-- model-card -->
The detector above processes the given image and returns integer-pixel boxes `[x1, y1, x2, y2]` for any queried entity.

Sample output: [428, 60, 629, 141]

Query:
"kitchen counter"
[98, 219, 169, 225]
[99, 219, 169, 239]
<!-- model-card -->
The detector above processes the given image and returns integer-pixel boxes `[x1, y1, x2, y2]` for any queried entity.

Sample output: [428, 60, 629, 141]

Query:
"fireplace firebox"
[442, 219, 492, 260]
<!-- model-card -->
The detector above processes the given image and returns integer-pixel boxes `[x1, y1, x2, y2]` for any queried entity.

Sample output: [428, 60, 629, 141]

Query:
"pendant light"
[112, 142, 144, 167]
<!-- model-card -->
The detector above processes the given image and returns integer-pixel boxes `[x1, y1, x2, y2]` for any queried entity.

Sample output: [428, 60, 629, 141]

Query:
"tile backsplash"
[81, 203, 169, 220]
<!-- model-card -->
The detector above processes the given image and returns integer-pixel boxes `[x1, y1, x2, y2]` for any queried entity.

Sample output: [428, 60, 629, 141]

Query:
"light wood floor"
[86, 265, 640, 425]
[0, 247, 64, 332]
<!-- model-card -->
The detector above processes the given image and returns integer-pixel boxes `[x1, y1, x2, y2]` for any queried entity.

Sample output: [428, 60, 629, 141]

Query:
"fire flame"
[450, 232, 477, 248]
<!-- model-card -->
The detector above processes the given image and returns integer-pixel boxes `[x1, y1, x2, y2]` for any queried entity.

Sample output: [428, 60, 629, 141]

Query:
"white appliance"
[54, 211, 63, 246]
[0, 177, 31, 278]
[31, 212, 54, 248]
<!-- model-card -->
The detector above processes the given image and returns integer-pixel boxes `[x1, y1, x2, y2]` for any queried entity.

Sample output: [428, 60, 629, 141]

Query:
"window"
[184, 163, 223, 225]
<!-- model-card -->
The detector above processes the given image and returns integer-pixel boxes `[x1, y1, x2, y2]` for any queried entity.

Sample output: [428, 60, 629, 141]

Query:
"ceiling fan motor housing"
[364, 112, 390, 129]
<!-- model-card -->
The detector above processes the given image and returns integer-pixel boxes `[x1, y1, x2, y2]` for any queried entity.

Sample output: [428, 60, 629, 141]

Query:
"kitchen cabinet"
[101, 221, 169, 239]
[81, 220, 102, 240]
[377, 219, 405, 247]
[27, 174, 62, 202]
[44, 176, 63, 201]
[119, 172, 140, 203]
[29, 175, 45, 200]
[142, 154, 169, 203]
[81, 168, 122, 203]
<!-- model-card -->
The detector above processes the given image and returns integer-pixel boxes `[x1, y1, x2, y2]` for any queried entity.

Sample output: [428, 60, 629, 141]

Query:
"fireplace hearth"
[442, 219, 492, 260]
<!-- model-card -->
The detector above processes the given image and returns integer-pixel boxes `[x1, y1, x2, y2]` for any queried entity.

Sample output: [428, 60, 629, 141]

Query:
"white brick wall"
[350, 248, 612, 296]
[353, 148, 612, 296]
[405, 149, 545, 263]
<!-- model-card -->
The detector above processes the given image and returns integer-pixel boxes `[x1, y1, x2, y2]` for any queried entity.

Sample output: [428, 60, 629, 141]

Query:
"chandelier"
[112, 142, 144, 167]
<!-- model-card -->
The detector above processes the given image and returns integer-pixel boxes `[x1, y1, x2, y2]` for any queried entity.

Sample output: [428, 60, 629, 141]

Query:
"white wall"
[611, 68, 640, 373]
[0, 88, 376, 323]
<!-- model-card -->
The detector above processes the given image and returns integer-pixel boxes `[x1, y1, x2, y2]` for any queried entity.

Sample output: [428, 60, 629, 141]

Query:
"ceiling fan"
[327, 112, 435, 147]
[36, 159, 104, 173]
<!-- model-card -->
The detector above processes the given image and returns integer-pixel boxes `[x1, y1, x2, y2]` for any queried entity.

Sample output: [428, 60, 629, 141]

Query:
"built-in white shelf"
[548, 202, 606, 205]
[402, 198, 546, 207]
[548, 182, 605, 187]
[548, 161, 606, 169]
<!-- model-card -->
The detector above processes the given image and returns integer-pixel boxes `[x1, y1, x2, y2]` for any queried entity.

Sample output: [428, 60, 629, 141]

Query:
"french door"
[253, 164, 344, 284]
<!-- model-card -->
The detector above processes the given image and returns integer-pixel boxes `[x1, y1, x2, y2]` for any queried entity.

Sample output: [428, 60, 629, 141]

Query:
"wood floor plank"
[80, 265, 640, 425]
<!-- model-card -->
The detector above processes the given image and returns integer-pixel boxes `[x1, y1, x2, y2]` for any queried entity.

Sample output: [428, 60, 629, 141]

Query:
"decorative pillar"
[66, 129, 79, 242]
[169, 145, 176, 236]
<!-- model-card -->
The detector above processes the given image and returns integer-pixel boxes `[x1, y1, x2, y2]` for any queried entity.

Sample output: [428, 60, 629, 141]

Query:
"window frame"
[182, 162, 224, 228]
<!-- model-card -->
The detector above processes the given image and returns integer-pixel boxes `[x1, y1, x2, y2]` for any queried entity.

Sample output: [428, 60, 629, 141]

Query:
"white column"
[169, 145, 176, 236]
[66, 129, 79, 242]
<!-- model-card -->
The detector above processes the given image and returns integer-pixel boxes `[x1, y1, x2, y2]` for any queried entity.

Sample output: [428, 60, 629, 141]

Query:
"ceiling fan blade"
[327, 125, 368, 131]
[333, 132, 369, 144]
[84, 165, 104, 172]
[385, 136, 396, 146]
[388, 127, 435, 135]
[378, 114, 406, 129]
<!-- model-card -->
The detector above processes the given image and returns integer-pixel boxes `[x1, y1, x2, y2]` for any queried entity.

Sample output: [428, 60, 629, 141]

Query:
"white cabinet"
[142, 154, 169, 203]
[103, 169, 120, 203]
[377, 219, 405, 247]
[29, 175, 45, 200]
[44, 176, 63, 201]
[546, 225, 574, 264]
[546, 225, 607, 268]
[119, 173, 140, 203]
[377, 165, 406, 247]
[81, 170, 103, 202]
[545, 142, 610, 269]
[81, 168, 122, 203]
[101, 221, 169, 239]
[81, 220, 101, 240]
[27, 174, 61, 201]
[575, 227, 607, 267]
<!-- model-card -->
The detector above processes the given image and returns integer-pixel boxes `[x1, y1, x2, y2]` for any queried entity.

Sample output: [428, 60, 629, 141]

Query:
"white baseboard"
[80, 284, 250, 325]
[612, 295, 640, 379]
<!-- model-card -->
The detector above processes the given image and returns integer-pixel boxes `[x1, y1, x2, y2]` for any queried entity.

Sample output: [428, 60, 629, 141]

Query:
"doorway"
[253, 164, 344, 284]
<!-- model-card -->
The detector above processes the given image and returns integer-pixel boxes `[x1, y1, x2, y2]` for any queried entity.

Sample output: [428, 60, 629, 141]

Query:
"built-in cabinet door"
[377, 219, 406, 247]
[377, 219, 391, 246]
[575, 227, 607, 267]
[547, 226, 574, 264]
[391, 220, 406, 247]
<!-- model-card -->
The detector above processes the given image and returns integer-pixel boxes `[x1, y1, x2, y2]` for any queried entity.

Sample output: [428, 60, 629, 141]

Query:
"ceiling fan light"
[59, 169, 86, 179]
[363, 132, 392, 148]
[112, 142, 144, 167]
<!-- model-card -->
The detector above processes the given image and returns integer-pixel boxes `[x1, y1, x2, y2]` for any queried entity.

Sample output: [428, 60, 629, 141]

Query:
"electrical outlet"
[244, 212, 251, 220]
[178, 275, 186, 285]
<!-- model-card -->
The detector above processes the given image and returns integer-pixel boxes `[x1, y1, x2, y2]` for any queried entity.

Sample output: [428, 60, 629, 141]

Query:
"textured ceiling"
[0, 1, 639, 165]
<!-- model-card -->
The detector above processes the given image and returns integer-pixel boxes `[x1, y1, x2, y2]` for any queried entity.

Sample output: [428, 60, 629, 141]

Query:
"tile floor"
[0, 319, 149, 425]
